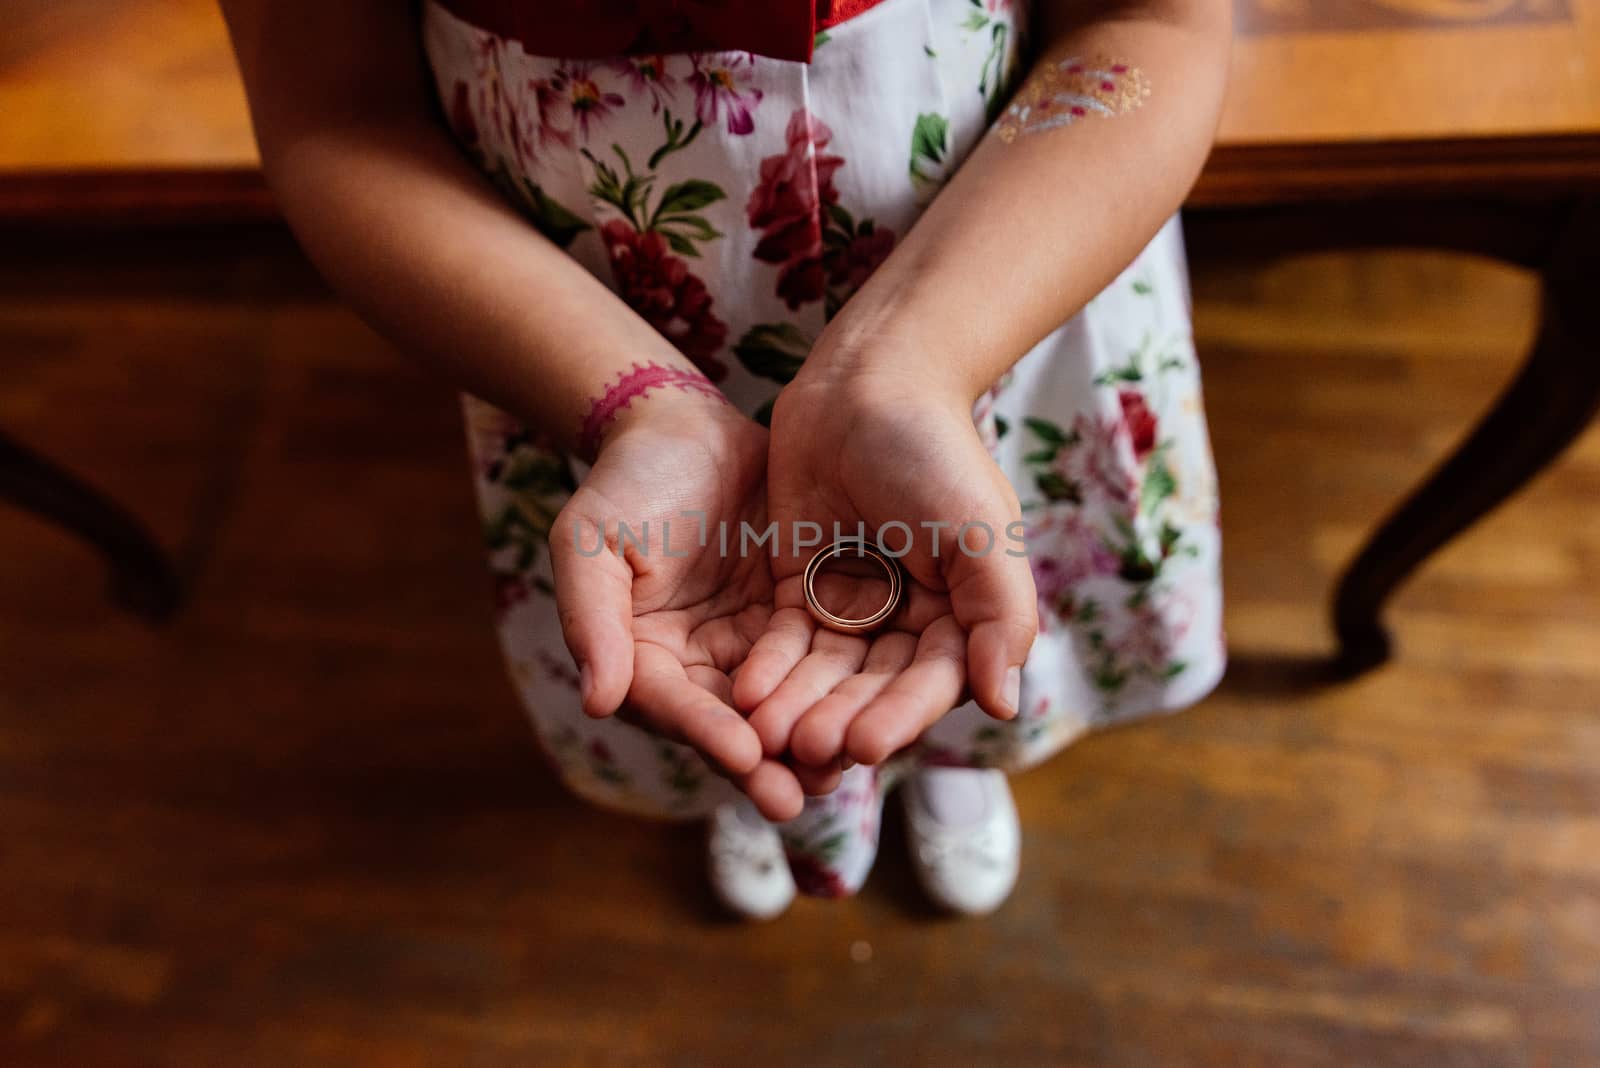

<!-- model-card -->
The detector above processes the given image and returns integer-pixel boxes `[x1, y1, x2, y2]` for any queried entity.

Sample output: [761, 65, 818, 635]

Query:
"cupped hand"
[735, 365, 1039, 780]
[547, 392, 806, 821]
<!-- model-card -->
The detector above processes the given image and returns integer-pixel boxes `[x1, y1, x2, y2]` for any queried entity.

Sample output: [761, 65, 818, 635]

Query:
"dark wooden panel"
[3, 229, 1598, 1067]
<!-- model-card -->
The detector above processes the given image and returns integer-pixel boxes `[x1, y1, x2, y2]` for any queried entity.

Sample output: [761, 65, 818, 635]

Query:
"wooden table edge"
[1, 132, 1597, 225]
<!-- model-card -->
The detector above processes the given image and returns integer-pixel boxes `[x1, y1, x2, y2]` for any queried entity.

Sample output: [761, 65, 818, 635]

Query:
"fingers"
[845, 615, 968, 766]
[628, 643, 762, 776]
[788, 631, 916, 766]
[746, 632, 868, 755]
[730, 607, 815, 712]
[792, 759, 844, 797]
[735, 760, 806, 821]
[686, 664, 735, 705]
[549, 505, 635, 718]
[627, 662, 810, 817]
[948, 535, 1038, 722]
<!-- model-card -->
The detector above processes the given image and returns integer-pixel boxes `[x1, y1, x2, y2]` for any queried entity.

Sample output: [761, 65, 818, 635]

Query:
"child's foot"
[902, 767, 1020, 915]
[708, 801, 795, 921]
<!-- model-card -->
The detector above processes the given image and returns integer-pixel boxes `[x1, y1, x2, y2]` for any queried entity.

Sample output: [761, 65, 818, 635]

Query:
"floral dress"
[422, 0, 1225, 897]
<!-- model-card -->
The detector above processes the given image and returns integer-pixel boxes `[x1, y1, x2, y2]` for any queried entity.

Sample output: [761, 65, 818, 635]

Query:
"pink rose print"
[600, 220, 730, 379]
[610, 55, 678, 112]
[689, 53, 764, 134]
[1060, 412, 1139, 515]
[1118, 389, 1159, 461]
[1026, 510, 1120, 625]
[747, 111, 843, 248]
[827, 226, 896, 293]
[785, 850, 849, 898]
[1111, 592, 1194, 675]
[746, 108, 894, 313]
[747, 110, 843, 308]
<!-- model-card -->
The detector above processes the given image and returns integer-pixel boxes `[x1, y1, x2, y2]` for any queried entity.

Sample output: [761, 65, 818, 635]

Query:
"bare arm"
[764, 0, 1231, 740]
[220, 0, 718, 455]
[796, 0, 1232, 400]
[222, 2, 823, 818]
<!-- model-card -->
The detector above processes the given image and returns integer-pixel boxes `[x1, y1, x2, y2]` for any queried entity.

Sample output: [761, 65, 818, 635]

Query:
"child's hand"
[736, 361, 1039, 777]
[548, 392, 806, 821]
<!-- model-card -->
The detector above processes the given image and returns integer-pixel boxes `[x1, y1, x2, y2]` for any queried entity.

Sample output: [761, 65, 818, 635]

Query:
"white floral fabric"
[423, 0, 1225, 895]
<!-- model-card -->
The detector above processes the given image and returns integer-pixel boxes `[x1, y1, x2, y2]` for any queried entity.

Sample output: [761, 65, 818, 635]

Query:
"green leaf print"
[654, 213, 721, 243]
[1023, 416, 1073, 446]
[648, 109, 705, 169]
[734, 323, 812, 384]
[660, 230, 699, 257]
[816, 832, 848, 862]
[1093, 657, 1130, 695]
[909, 112, 950, 191]
[653, 179, 726, 218]
[994, 414, 1010, 438]
[978, 22, 1011, 123]
[1094, 363, 1144, 386]
[826, 202, 856, 235]
[1117, 544, 1157, 584]
[583, 148, 648, 228]
[519, 180, 591, 249]
[814, 30, 832, 48]
[586, 145, 728, 258]
[1140, 452, 1178, 513]
[1158, 521, 1184, 558]
[1035, 471, 1082, 504]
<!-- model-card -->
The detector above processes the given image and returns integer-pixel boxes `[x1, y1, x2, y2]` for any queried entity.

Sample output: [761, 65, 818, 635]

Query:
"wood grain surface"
[1, 227, 1597, 1066]
[3, 0, 1598, 174]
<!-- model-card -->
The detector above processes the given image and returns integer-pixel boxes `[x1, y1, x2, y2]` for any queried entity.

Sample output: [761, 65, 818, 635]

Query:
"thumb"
[549, 504, 635, 718]
[947, 506, 1038, 722]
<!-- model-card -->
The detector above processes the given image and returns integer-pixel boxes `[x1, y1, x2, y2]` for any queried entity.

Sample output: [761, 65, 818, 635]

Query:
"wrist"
[788, 333, 977, 423]
[795, 301, 988, 411]
[579, 361, 735, 461]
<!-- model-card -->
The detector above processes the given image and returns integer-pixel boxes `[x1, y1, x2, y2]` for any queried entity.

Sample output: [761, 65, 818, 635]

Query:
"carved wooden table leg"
[1332, 198, 1600, 674]
[0, 430, 181, 621]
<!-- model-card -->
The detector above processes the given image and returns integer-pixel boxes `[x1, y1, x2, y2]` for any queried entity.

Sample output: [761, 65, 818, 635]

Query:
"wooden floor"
[1, 227, 1597, 1066]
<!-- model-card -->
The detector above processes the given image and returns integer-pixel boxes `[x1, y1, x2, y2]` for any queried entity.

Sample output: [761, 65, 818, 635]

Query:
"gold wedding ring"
[801, 538, 905, 636]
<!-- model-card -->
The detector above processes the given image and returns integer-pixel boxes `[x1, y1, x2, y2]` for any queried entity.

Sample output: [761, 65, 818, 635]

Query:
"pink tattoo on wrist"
[578, 361, 726, 460]
[996, 57, 1151, 144]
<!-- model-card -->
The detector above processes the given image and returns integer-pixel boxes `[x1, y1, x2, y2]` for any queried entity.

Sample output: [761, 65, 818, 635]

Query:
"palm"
[736, 379, 1037, 776]
[548, 407, 803, 820]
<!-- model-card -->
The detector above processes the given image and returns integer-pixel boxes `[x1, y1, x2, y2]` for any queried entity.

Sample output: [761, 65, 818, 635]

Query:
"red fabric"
[435, 0, 887, 63]
[817, 0, 884, 31]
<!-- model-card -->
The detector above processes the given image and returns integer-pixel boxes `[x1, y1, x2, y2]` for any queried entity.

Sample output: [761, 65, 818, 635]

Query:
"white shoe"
[707, 802, 796, 921]
[902, 768, 1020, 915]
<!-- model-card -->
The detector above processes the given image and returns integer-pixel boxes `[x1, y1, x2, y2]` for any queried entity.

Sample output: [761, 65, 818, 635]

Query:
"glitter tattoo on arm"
[995, 57, 1151, 143]
[577, 361, 727, 461]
